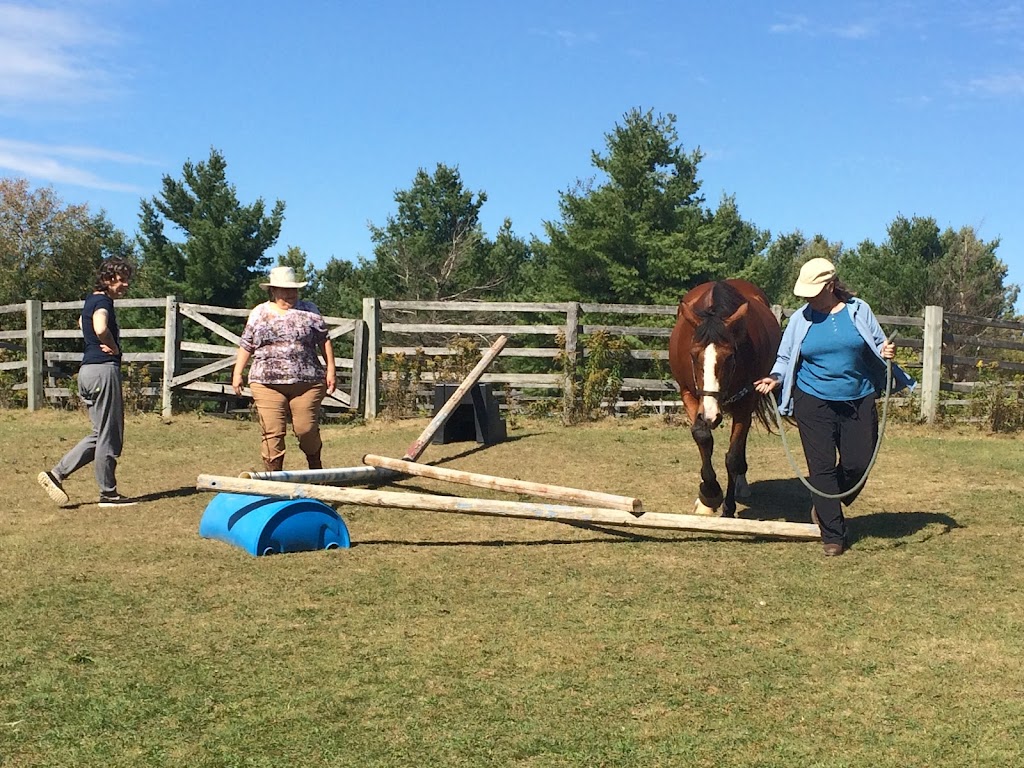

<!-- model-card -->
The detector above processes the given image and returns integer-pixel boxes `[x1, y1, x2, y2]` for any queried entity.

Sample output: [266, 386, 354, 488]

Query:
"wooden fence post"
[349, 318, 367, 415]
[25, 299, 43, 411]
[921, 304, 943, 424]
[562, 302, 580, 420]
[161, 296, 180, 419]
[362, 297, 381, 419]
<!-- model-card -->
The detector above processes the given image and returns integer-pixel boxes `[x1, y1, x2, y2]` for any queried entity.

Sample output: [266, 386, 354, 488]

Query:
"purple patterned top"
[239, 300, 328, 384]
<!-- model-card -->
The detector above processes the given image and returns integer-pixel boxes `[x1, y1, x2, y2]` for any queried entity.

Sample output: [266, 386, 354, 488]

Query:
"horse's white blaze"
[702, 343, 720, 423]
[735, 473, 751, 499]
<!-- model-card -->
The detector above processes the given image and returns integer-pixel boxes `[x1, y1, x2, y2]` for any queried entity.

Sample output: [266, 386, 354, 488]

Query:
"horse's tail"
[753, 392, 776, 433]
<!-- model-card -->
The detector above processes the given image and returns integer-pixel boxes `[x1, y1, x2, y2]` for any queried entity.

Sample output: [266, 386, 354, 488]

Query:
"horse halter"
[691, 347, 751, 406]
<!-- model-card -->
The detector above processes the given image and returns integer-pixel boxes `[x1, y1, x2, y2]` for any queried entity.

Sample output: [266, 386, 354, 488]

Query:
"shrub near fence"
[2, 297, 1022, 426]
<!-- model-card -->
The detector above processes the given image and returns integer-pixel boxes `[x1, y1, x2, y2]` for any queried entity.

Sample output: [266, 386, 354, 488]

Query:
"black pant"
[793, 387, 878, 545]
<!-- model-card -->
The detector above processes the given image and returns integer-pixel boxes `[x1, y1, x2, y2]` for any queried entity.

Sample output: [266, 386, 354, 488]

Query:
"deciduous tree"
[0, 178, 129, 303]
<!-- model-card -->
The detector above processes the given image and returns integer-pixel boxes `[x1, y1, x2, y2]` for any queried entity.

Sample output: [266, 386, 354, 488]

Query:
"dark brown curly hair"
[93, 258, 134, 292]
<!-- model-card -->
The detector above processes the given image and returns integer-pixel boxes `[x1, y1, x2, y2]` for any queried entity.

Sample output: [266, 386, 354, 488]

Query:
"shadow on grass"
[714, 477, 962, 547]
[738, 477, 813, 523]
[849, 510, 961, 545]
[430, 432, 539, 464]
[131, 485, 201, 503]
[52, 485, 200, 510]
[353, 530, 703, 549]
[740, 478, 960, 544]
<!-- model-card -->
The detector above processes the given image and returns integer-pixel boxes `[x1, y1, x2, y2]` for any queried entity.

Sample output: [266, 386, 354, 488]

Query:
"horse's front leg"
[684, 391, 723, 515]
[722, 411, 753, 518]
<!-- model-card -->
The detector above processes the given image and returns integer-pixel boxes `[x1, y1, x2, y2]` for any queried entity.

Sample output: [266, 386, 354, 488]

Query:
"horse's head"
[679, 299, 750, 428]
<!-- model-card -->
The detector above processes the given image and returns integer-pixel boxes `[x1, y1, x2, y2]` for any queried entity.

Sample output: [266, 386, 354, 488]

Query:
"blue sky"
[2, 0, 1023, 312]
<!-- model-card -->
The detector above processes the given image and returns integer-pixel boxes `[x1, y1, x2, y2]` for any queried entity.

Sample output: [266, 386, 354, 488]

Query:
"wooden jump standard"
[196, 474, 820, 540]
[402, 334, 508, 461]
[362, 453, 644, 516]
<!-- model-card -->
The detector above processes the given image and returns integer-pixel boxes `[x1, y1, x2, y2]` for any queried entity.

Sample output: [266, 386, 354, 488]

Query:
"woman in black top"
[37, 258, 138, 507]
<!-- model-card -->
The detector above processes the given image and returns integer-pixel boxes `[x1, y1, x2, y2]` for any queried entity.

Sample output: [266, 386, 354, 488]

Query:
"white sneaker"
[38, 471, 70, 506]
[98, 494, 138, 508]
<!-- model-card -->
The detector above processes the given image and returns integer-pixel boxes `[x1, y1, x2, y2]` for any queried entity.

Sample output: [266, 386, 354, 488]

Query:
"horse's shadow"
[740, 478, 960, 543]
[738, 478, 812, 523]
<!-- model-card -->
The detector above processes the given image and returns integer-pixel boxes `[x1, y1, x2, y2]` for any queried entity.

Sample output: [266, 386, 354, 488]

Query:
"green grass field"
[1, 409, 1022, 767]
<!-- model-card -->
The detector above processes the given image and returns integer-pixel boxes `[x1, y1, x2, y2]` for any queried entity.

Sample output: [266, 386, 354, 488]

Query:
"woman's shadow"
[741, 477, 960, 542]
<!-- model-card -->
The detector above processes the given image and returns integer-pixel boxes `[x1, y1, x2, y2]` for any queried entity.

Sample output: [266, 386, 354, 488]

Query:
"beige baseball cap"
[793, 257, 836, 298]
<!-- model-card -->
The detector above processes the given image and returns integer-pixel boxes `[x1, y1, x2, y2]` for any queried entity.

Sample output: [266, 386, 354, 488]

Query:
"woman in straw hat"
[754, 258, 915, 557]
[232, 266, 336, 472]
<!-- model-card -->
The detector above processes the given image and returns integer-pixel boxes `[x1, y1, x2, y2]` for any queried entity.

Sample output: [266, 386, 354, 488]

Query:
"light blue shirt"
[770, 298, 916, 416]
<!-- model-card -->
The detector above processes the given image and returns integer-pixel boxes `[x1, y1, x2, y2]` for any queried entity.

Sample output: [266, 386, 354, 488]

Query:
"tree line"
[1, 108, 1018, 320]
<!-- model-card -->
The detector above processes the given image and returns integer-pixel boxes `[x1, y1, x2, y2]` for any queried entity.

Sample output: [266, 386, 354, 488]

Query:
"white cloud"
[0, 2, 120, 105]
[529, 27, 600, 47]
[834, 22, 876, 40]
[769, 13, 877, 39]
[769, 15, 810, 34]
[0, 138, 149, 192]
[966, 72, 1024, 96]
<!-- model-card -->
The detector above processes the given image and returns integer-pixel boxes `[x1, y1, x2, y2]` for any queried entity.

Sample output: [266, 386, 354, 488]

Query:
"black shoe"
[38, 471, 70, 506]
[98, 494, 138, 508]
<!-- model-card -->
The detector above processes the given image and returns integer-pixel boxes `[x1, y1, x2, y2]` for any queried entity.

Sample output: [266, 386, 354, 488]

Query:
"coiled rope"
[766, 335, 896, 500]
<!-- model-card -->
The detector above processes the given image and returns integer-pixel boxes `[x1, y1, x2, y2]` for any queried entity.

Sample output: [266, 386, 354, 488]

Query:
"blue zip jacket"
[769, 298, 916, 416]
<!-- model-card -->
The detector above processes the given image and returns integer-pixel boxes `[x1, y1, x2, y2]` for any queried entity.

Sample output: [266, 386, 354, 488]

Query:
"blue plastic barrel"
[199, 493, 351, 556]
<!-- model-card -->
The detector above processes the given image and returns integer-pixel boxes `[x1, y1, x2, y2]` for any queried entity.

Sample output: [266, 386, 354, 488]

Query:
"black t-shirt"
[81, 292, 120, 366]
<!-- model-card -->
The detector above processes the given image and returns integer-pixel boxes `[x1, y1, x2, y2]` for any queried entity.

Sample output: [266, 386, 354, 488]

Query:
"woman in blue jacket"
[754, 258, 915, 556]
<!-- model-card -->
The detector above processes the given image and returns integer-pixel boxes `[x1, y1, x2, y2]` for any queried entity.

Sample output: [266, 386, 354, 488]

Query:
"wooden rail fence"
[2, 297, 1022, 424]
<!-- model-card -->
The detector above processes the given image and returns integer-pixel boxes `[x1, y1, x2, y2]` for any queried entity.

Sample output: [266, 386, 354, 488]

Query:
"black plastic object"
[432, 383, 507, 445]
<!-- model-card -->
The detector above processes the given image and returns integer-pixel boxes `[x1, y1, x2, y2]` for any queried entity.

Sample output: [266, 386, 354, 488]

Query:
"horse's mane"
[692, 281, 746, 346]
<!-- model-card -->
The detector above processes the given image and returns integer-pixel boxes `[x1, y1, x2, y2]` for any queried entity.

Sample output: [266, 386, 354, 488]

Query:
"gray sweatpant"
[52, 364, 125, 496]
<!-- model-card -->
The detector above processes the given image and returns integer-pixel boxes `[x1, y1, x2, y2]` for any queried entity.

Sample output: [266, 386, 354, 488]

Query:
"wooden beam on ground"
[196, 474, 820, 540]
[362, 453, 644, 516]
[402, 334, 507, 461]
[238, 466, 399, 484]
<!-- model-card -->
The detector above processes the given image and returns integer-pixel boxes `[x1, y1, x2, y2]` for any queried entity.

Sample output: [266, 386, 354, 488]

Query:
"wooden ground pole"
[196, 474, 820, 540]
[362, 453, 644, 515]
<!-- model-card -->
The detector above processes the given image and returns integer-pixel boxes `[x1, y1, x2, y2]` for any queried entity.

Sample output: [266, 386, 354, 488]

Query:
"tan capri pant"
[250, 381, 327, 469]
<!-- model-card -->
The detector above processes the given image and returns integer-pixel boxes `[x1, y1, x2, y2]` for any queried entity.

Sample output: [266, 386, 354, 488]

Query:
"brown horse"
[668, 279, 782, 517]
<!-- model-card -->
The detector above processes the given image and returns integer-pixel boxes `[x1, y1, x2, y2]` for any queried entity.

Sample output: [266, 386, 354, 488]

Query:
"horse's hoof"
[692, 498, 719, 516]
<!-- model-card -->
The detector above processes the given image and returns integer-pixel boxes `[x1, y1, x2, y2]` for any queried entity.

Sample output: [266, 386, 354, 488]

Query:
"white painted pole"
[239, 466, 398, 484]
[196, 474, 820, 540]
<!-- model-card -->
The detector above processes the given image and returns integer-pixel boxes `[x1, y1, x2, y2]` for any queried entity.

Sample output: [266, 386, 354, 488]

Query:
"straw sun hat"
[259, 266, 307, 289]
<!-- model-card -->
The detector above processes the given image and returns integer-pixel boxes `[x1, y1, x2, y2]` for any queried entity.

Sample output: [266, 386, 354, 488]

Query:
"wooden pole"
[402, 334, 508, 461]
[921, 304, 943, 424]
[239, 466, 398, 484]
[161, 296, 179, 420]
[25, 300, 43, 411]
[362, 297, 380, 419]
[363, 453, 643, 516]
[196, 474, 820, 540]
